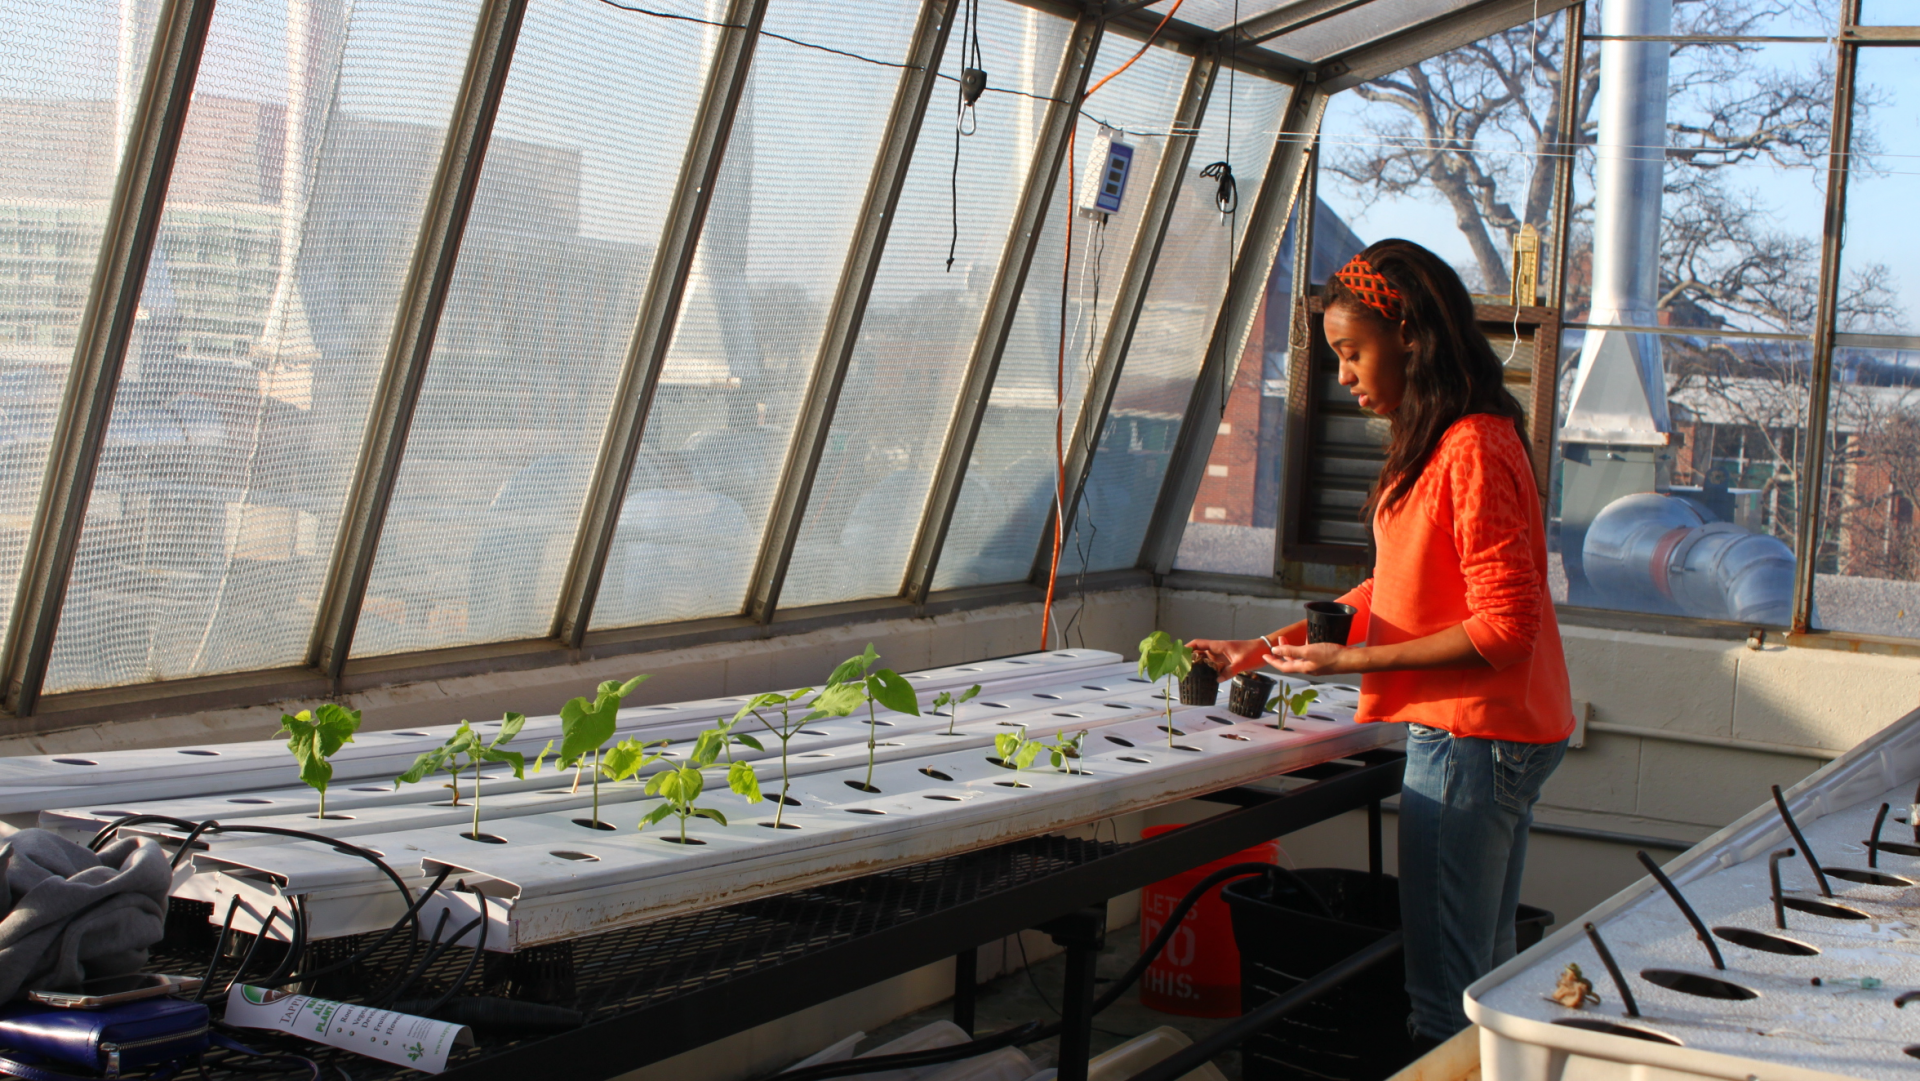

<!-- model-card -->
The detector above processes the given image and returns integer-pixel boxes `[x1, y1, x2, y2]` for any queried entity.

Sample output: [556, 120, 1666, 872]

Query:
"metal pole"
[744, 0, 958, 624]
[1029, 51, 1220, 585]
[900, 14, 1104, 604]
[1791, 0, 1863, 634]
[1141, 85, 1327, 576]
[1547, 1, 1587, 313]
[1273, 132, 1319, 581]
[305, 0, 531, 680]
[0, 0, 218, 717]
[549, 0, 771, 646]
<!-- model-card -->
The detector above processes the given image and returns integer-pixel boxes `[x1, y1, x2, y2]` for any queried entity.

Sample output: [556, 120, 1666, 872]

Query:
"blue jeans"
[1398, 723, 1566, 1040]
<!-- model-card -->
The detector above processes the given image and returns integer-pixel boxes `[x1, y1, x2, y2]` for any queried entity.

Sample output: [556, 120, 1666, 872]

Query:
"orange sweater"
[1314, 414, 1572, 743]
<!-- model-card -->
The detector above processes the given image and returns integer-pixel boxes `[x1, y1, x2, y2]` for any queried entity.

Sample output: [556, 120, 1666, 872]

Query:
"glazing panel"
[351, 0, 718, 657]
[590, 1, 923, 630]
[0, 1, 162, 665]
[1261, 0, 1461, 63]
[778, 2, 1073, 609]
[1064, 70, 1291, 575]
[932, 40, 1190, 591]
[1836, 48, 1920, 338]
[42, 0, 480, 692]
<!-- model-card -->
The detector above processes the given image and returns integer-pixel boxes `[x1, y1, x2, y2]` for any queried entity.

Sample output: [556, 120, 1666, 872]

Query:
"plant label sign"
[228, 985, 473, 1073]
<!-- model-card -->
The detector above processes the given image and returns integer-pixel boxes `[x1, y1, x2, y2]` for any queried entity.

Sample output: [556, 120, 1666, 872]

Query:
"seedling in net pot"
[279, 704, 362, 820]
[1266, 687, 1319, 730]
[734, 688, 815, 829]
[393, 713, 528, 840]
[932, 684, 982, 736]
[643, 733, 736, 844]
[1139, 631, 1194, 749]
[815, 643, 920, 792]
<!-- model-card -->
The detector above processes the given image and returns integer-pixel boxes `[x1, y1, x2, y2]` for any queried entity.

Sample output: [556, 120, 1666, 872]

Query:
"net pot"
[1179, 661, 1221, 706]
[1228, 672, 1274, 719]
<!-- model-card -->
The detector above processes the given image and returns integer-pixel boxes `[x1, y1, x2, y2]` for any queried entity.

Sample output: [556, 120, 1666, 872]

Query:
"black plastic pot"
[1304, 601, 1358, 645]
[1228, 672, 1275, 719]
[1180, 661, 1221, 706]
[1224, 868, 1552, 1081]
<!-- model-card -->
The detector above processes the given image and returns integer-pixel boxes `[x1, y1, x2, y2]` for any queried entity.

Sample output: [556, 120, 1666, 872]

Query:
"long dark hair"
[1325, 238, 1528, 516]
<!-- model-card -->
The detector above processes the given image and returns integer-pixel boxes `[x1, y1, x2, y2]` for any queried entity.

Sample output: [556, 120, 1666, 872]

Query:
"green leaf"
[1138, 630, 1194, 683]
[932, 690, 952, 710]
[559, 692, 619, 764]
[1291, 689, 1320, 716]
[1049, 749, 1064, 768]
[490, 711, 526, 749]
[735, 733, 764, 752]
[309, 704, 362, 759]
[995, 732, 1020, 759]
[811, 682, 867, 717]
[728, 761, 762, 803]
[826, 643, 879, 687]
[480, 747, 527, 779]
[641, 803, 675, 828]
[956, 684, 981, 705]
[866, 669, 920, 716]
[1013, 741, 1041, 770]
[394, 747, 451, 787]
[693, 807, 728, 826]
[601, 738, 664, 782]
[530, 739, 555, 774]
[615, 674, 651, 700]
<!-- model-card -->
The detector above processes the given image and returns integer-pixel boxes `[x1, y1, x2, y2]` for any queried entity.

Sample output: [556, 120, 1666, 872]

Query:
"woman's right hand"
[1186, 638, 1271, 678]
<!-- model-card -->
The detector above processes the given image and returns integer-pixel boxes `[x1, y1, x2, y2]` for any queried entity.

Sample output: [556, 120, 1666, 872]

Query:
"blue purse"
[0, 998, 208, 1079]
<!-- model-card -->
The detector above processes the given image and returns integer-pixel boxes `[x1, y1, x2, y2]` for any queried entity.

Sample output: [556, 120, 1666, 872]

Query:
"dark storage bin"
[1223, 868, 1552, 1081]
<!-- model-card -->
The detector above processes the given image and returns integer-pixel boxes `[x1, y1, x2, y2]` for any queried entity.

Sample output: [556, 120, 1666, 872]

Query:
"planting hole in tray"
[1207, 715, 1234, 725]
[869, 720, 896, 727]
[773, 795, 802, 806]
[1083, 686, 1110, 692]
[1158, 725, 1186, 737]
[759, 822, 802, 830]
[796, 730, 830, 737]
[801, 753, 834, 758]
[92, 811, 138, 817]
[1904, 1047, 1920, 1061]
[1550, 1019, 1682, 1046]
[461, 832, 507, 844]
[349, 787, 387, 793]
[660, 836, 706, 845]
[1638, 969, 1758, 1000]
[1007, 660, 1031, 665]
[226, 799, 273, 805]
[1711, 927, 1819, 956]
[1034, 694, 1061, 700]
[1118, 755, 1151, 764]
[550, 850, 599, 861]
[1172, 744, 1203, 753]
[1128, 678, 1149, 683]
[845, 780, 881, 794]
[1869, 839, 1920, 857]
[1104, 736, 1135, 747]
[308, 813, 355, 821]
[53, 759, 97, 766]
[1220, 733, 1252, 742]
[1782, 896, 1870, 920]
[1104, 703, 1133, 710]
[956, 667, 980, 672]
[395, 732, 430, 737]
[997, 721, 1025, 727]
[847, 808, 886, 815]
[572, 818, 618, 831]
[1823, 867, 1915, 887]
[995, 781, 1031, 789]
[982, 702, 1009, 709]
[920, 768, 954, 782]
[177, 749, 219, 756]
[925, 795, 963, 802]
[1052, 713, 1085, 719]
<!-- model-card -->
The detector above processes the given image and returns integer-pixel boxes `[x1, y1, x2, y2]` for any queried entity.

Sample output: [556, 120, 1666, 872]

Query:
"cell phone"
[28, 973, 202, 1008]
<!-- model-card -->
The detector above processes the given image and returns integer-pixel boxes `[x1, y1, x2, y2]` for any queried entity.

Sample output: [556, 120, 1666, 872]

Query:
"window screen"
[777, 2, 1074, 610]
[42, 0, 481, 693]
[350, 0, 719, 658]
[932, 39, 1190, 592]
[589, 0, 924, 631]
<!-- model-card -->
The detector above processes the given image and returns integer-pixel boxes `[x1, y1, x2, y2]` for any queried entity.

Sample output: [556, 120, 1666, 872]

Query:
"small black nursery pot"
[1180, 661, 1221, 706]
[1229, 672, 1275, 719]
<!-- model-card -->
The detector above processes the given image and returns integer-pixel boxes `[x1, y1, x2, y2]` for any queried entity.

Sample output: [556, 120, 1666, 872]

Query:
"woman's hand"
[1186, 638, 1270, 678]
[1265, 642, 1355, 676]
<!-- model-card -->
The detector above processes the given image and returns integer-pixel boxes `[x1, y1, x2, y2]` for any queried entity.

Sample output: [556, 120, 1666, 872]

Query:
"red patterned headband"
[1332, 255, 1404, 321]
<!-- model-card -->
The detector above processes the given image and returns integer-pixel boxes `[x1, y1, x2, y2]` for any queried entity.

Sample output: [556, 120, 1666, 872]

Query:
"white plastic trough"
[1469, 706, 1920, 1081]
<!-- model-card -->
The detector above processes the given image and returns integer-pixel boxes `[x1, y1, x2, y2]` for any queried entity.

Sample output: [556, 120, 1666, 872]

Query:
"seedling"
[1265, 687, 1319, 730]
[549, 675, 650, 826]
[393, 713, 529, 839]
[642, 732, 733, 844]
[815, 643, 920, 792]
[1046, 729, 1088, 775]
[694, 718, 764, 807]
[932, 684, 982, 736]
[1138, 631, 1194, 749]
[279, 704, 362, 820]
[994, 725, 1043, 770]
[734, 688, 815, 828]
[533, 734, 671, 828]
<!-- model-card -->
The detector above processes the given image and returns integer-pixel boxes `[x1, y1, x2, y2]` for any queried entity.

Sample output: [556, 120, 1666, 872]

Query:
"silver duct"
[1582, 494, 1796, 625]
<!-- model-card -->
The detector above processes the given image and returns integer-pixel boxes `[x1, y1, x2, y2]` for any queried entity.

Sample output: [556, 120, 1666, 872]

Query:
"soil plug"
[1551, 963, 1600, 1009]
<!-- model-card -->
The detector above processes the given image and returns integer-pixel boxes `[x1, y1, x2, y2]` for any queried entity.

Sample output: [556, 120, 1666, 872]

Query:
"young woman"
[1189, 239, 1572, 1047]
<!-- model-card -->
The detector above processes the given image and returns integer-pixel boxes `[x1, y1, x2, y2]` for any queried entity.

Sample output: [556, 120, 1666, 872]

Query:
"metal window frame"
[1139, 84, 1328, 576]
[899, 12, 1105, 605]
[1314, 0, 1581, 92]
[549, 0, 772, 647]
[306, 0, 533, 680]
[0, 0, 219, 718]
[1026, 49, 1222, 587]
[1229, 1, 1376, 48]
[744, 0, 959, 624]
[1546, 1, 1586, 313]
[1790, 0, 1865, 635]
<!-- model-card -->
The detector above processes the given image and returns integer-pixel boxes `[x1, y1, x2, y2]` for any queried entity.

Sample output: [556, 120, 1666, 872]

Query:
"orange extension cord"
[1040, 0, 1185, 651]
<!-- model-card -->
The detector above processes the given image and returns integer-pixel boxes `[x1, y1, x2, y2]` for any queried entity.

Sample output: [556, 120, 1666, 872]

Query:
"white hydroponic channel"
[1470, 707, 1920, 1081]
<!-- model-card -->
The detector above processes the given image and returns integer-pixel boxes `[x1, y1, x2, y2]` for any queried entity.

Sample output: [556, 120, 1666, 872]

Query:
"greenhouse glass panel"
[1260, 0, 1463, 63]
[1812, 47, 1920, 637]
[1062, 70, 1291, 576]
[778, 2, 1072, 610]
[932, 40, 1191, 592]
[0, 0, 162, 664]
[1161, 0, 1339, 32]
[41, 0, 481, 693]
[590, 1, 922, 631]
[350, 0, 720, 658]
[1860, 0, 1915, 23]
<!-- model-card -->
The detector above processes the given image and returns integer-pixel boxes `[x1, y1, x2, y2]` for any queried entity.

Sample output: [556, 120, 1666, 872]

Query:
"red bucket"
[1137, 825, 1279, 1017]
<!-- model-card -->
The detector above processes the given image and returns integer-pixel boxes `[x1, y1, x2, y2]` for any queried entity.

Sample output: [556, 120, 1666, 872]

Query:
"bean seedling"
[733, 688, 815, 828]
[1138, 631, 1194, 749]
[1047, 729, 1088, 775]
[694, 717, 764, 807]
[814, 644, 920, 792]
[642, 732, 735, 844]
[994, 725, 1043, 770]
[279, 703, 362, 820]
[547, 675, 650, 827]
[932, 684, 982, 736]
[1266, 687, 1319, 730]
[393, 713, 529, 839]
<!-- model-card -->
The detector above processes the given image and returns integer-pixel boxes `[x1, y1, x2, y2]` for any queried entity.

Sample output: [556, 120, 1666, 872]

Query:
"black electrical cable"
[170, 818, 221, 869]
[769, 1022, 1045, 1081]
[415, 893, 490, 1018]
[254, 896, 307, 991]
[255, 865, 455, 990]
[382, 909, 454, 1009]
[196, 896, 245, 1003]
[221, 908, 280, 999]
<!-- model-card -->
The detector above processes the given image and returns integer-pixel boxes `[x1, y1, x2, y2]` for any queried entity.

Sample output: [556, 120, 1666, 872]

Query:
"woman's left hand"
[1265, 642, 1356, 676]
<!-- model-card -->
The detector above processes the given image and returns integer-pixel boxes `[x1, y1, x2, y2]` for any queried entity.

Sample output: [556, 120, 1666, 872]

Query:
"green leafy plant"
[694, 717, 764, 808]
[1046, 729, 1088, 775]
[931, 684, 982, 736]
[733, 688, 816, 828]
[1267, 687, 1319, 730]
[994, 725, 1043, 771]
[641, 731, 746, 844]
[543, 675, 649, 826]
[394, 713, 529, 839]
[816, 643, 920, 792]
[279, 704, 363, 819]
[1138, 631, 1194, 749]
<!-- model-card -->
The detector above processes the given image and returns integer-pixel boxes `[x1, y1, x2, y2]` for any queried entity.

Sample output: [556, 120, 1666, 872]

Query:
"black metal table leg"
[953, 947, 977, 1035]
[1039, 905, 1107, 1081]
